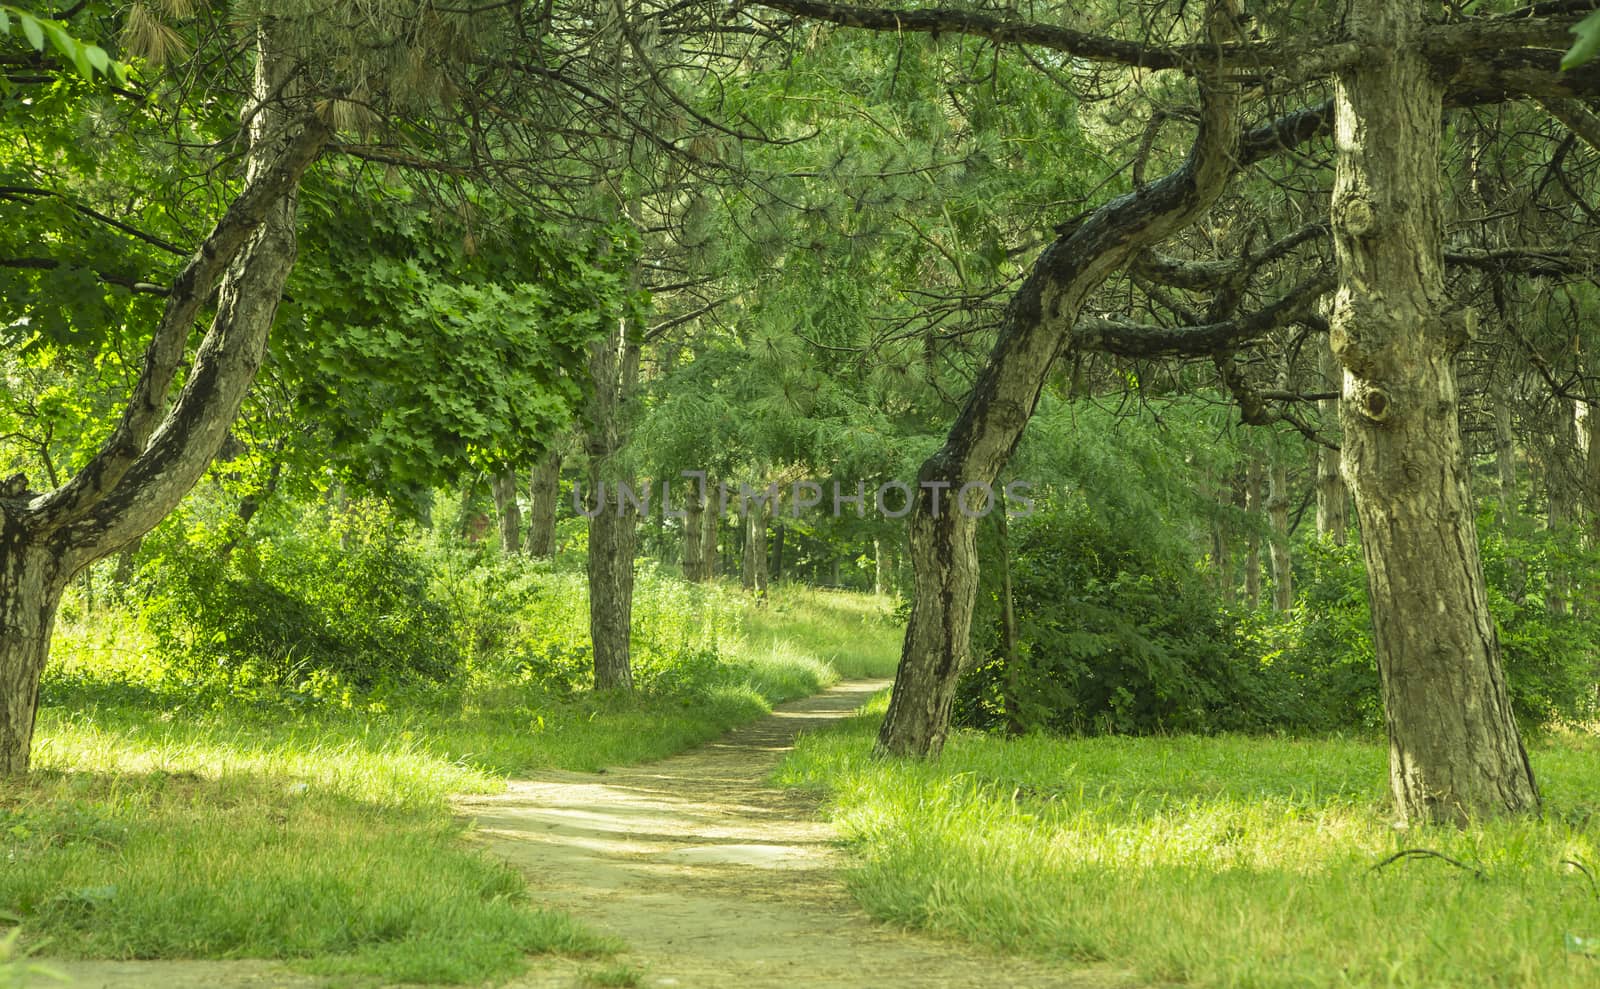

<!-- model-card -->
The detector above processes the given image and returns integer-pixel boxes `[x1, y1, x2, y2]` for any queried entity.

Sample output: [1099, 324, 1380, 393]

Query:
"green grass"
[742, 584, 903, 681]
[2, 579, 900, 985]
[778, 694, 1600, 989]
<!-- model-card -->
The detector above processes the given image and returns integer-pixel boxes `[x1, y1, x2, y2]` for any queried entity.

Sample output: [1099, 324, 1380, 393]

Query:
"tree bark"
[491, 469, 521, 555]
[1267, 453, 1293, 613]
[875, 0, 1242, 758]
[0, 24, 326, 776]
[873, 537, 887, 595]
[701, 494, 719, 580]
[681, 481, 704, 581]
[1331, 0, 1537, 824]
[741, 489, 770, 599]
[526, 447, 562, 558]
[1244, 455, 1263, 609]
[584, 312, 641, 691]
[1315, 340, 1349, 544]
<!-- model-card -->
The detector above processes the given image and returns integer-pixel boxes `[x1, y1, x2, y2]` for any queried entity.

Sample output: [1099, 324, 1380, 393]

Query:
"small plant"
[583, 962, 644, 987]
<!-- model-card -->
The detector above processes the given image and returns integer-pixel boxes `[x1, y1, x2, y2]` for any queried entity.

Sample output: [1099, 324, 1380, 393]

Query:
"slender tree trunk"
[1267, 453, 1293, 613]
[1331, 0, 1537, 823]
[526, 448, 561, 558]
[701, 496, 719, 581]
[1542, 396, 1578, 616]
[584, 313, 641, 691]
[491, 469, 521, 555]
[1244, 456, 1263, 609]
[876, 2, 1241, 757]
[874, 538, 887, 595]
[1584, 400, 1600, 544]
[742, 492, 769, 599]
[996, 498, 1024, 736]
[1316, 341, 1349, 544]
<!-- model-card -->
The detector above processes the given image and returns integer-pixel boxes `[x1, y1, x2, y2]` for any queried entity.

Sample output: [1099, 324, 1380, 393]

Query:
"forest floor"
[42, 680, 1121, 989]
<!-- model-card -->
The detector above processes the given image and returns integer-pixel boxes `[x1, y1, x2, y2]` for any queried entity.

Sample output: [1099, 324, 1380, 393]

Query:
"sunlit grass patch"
[778, 710, 1600, 989]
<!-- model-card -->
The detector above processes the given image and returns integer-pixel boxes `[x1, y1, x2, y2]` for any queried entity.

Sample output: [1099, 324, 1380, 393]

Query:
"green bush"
[136, 499, 463, 690]
[957, 500, 1258, 735]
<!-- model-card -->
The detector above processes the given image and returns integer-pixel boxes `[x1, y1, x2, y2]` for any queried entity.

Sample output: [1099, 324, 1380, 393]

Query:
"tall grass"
[779, 695, 1600, 989]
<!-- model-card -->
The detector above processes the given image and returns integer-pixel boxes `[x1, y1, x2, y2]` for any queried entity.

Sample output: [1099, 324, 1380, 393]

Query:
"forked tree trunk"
[1267, 454, 1293, 613]
[1331, 0, 1537, 824]
[0, 25, 326, 776]
[526, 448, 562, 558]
[876, 1, 1242, 757]
[584, 314, 641, 691]
[491, 469, 521, 554]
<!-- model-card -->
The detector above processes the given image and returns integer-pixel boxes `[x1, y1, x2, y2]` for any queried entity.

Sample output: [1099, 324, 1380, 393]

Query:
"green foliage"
[959, 495, 1256, 735]
[0, 6, 127, 86]
[1565, 10, 1600, 70]
[135, 497, 463, 690]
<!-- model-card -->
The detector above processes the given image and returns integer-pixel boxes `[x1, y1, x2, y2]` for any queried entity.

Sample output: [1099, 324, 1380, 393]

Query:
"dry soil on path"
[44, 680, 1124, 989]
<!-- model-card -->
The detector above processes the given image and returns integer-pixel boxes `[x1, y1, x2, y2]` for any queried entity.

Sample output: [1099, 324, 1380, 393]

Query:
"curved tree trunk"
[0, 26, 326, 776]
[1331, 0, 1537, 824]
[876, 1, 1243, 758]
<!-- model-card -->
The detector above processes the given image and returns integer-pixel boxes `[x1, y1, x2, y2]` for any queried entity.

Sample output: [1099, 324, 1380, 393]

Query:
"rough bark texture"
[681, 483, 705, 581]
[526, 448, 562, 558]
[1315, 341, 1349, 544]
[584, 316, 641, 691]
[1267, 455, 1293, 613]
[875, 0, 1243, 758]
[0, 26, 326, 776]
[491, 469, 522, 555]
[1331, 0, 1538, 824]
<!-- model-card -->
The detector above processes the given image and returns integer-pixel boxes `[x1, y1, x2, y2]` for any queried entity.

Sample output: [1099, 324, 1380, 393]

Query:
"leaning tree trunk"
[491, 469, 521, 555]
[0, 26, 326, 776]
[526, 447, 562, 558]
[1330, 0, 1537, 824]
[584, 310, 641, 691]
[876, 0, 1242, 757]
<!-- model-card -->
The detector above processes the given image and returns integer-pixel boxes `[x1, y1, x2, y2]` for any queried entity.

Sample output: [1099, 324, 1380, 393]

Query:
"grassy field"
[778, 693, 1600, 989]
[1, 582, 899, 986]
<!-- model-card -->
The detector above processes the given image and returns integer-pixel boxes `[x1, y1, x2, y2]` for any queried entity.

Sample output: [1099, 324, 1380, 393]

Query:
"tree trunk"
[681, 482, 704, 581]
[1244, 455, 1263, 609]
[584, 312, 641, 691]
[1331, 0, 1537, 823]
[491, 469, 521, 555]
[1267, 453, 1293, 613]
[874, 537, 887, 595]
[526, 447, 562, 558]
[1316, 341, 1349, 544]
[876, 1, 1242, 758]
[701, 497, 719, 580]
[996, 498, 1024, 736]
[742, 494, 769, 598]
[0, 532, 65, 775]
[0, 25, 327, 776]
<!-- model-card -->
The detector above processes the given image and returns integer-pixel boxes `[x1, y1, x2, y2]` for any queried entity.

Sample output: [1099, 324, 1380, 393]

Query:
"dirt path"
[464, 679, 1121, 989]
[43, 681, 1126, 988]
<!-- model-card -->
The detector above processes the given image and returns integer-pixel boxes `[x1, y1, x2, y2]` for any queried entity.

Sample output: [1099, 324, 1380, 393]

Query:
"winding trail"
[46, 681, 1121, 988]
[467, 679, 1115, 989]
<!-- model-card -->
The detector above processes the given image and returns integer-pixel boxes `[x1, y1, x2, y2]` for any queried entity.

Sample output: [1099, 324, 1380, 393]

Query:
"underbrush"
[779, 697, 1600, 989]
[4, 528, 901, 985]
